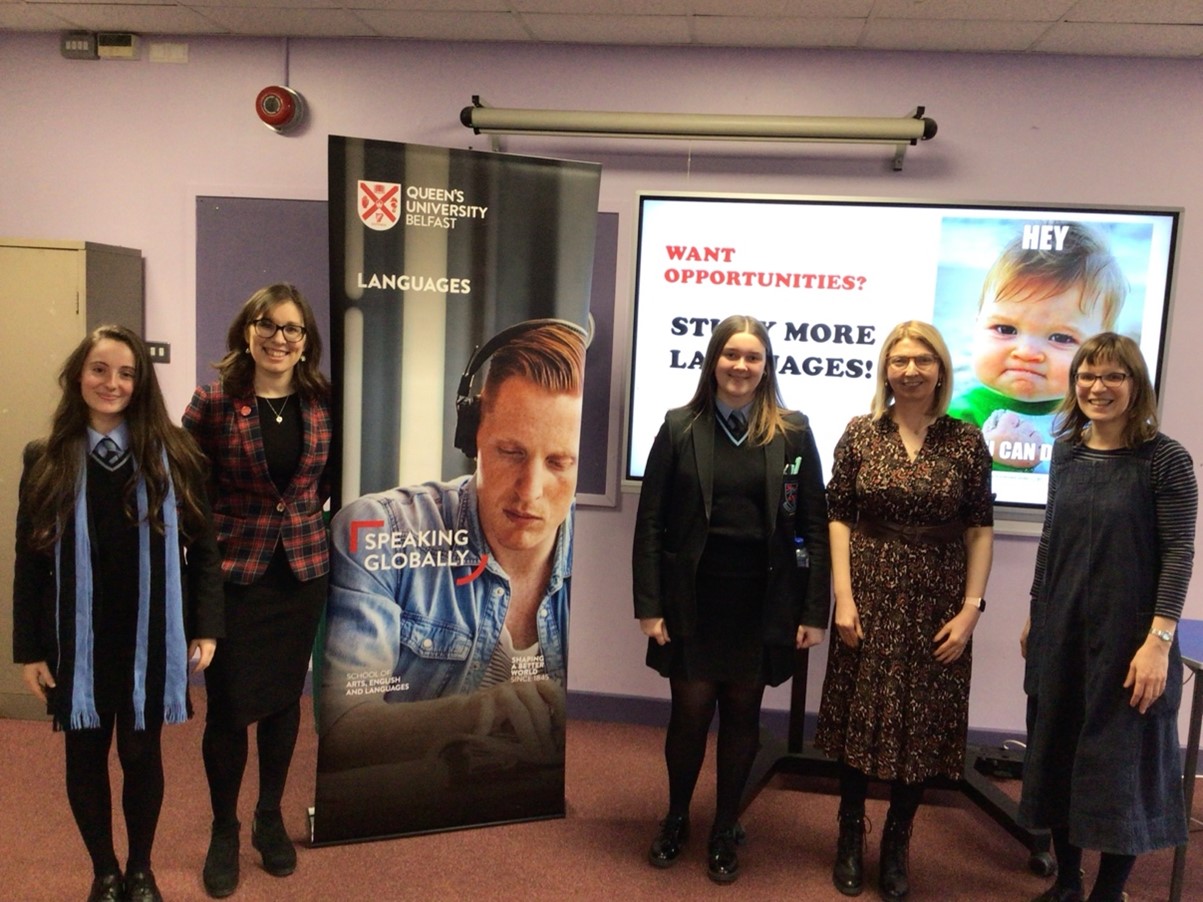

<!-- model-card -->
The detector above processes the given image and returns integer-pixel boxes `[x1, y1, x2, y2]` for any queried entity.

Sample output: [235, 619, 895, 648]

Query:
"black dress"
[203, 398, 327, 728]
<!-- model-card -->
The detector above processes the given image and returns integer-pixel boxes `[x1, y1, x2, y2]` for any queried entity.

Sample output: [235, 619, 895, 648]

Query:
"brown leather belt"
[855, 517, 963, 545]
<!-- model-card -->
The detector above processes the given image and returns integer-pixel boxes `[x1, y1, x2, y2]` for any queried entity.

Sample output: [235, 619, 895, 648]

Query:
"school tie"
[92, 436, 129, 472]
[727, 411, 747, 440]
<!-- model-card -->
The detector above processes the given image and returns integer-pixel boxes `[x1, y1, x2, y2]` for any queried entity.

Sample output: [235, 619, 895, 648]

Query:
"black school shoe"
[124, 869, 163, 902]
[648, 813, 690, 867]
[707, 827, 741, 884]
[86, 872, 123, 902]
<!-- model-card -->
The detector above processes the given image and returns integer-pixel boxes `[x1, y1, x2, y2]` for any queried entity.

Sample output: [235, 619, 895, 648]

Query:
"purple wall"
[195, 196, 331, 387]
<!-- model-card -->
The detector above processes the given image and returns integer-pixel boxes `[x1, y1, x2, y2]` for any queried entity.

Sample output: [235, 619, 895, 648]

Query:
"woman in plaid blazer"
[183, 284, 332, 898]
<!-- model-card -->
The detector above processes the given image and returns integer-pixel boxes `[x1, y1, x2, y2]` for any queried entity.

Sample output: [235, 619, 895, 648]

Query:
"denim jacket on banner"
[323, 475, 572, 716]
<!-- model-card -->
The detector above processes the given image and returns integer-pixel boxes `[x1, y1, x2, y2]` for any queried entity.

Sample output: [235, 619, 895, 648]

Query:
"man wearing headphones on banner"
[318, 319, 585, 782]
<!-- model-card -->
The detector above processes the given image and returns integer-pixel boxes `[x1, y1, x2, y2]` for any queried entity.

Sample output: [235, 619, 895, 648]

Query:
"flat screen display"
[626, 193, 1180, 513]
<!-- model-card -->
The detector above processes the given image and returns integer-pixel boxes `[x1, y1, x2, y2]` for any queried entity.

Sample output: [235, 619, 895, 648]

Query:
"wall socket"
[61, 31, 98, 60]
[147, 341, 171, 363]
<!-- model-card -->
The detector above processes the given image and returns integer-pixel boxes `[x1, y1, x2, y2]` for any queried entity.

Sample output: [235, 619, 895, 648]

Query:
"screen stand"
[738, 648, 1055, 877]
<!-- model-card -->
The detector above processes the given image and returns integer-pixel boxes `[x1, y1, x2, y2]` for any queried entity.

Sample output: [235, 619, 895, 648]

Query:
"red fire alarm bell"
[255, 85, 305, 133]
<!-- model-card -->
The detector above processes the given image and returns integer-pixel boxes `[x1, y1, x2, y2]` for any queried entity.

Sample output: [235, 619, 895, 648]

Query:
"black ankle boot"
[202, 821, 240, 898]
[879, 812, 913, 900]
[251, 809, 296, 877]
[833, 807, 866, 896]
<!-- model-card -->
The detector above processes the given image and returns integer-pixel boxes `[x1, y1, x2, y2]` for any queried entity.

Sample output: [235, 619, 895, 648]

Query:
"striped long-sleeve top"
[1030, 433, 1197, 621]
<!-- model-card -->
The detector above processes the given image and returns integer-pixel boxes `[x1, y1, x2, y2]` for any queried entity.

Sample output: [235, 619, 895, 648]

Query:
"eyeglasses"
[252, 319, 306, 342]
[1075, 371, 1130, 388]
[887, 354, 939, 370]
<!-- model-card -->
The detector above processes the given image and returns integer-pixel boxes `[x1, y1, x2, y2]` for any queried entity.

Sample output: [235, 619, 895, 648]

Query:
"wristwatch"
[1149, 627, 1174, 643]
[963, 596, 986, 612]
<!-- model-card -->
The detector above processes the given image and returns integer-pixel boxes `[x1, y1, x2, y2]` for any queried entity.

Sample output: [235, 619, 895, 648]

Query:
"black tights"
[203, 701, 301, 827]
[838, 762, 925, 823]
[64, 712, 164, 877]
[1049, 826, 1136, 902]
[664, 676, 765, 834]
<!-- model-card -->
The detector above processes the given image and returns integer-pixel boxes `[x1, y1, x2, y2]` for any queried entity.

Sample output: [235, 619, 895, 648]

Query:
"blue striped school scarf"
[55, 446, 187, 730]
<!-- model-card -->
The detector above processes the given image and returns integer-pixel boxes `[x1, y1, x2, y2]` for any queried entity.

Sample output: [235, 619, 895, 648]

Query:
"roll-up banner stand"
[314, 136, 601, 844]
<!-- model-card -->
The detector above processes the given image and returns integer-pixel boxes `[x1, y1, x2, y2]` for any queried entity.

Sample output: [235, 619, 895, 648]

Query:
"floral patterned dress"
[815, 414, 993, 783]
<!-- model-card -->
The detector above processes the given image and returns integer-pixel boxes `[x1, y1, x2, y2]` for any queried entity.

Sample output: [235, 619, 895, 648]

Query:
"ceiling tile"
[184, 0, 350, 10]
[693, 15, 865, 48]
[863, 18, 1052, 52]
[1035, 21, 1203, 55]
[345, 0, 509, 9]
[198, 6, 376, 36]
[1065, 0, 1203, 25]
[26, 3, 229, 33]
[780, 0, 874, 13]
[26, 0, 168, 7]
[871, 0, 1076, 21]
[513, 0, 693, 12]
[0, 4, 79, 29]
[353, 9, 528, 40]
[522, 12, 691, 45]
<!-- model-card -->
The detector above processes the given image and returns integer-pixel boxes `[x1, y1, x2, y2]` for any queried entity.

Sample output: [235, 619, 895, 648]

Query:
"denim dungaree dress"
[1019, 437, 1187, 854]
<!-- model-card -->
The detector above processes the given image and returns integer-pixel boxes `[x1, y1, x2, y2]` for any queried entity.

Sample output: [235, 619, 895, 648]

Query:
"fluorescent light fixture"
[460, 96, 936, 167]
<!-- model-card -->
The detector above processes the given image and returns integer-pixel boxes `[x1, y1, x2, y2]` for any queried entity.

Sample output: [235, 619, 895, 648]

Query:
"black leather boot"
[832, 806, 866, 896]
[879, 811, 913, 900]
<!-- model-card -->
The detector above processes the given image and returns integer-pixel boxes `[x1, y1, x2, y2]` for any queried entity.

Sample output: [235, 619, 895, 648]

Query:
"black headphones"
[453, 317, 590, 459]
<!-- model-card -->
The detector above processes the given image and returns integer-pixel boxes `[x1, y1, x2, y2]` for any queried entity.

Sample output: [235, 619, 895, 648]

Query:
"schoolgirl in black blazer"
[632, 314, 829, 884]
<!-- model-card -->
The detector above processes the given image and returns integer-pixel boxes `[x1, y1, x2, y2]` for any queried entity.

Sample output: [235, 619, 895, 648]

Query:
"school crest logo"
[358, 180, 401, 231]
[782, 479, 798, 514]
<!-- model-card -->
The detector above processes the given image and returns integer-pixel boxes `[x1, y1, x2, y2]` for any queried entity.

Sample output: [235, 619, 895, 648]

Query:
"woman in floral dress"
[815, 321, 994, 900]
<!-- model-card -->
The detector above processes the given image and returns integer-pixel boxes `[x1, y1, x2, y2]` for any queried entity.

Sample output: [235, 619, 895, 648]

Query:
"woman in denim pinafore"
[1020, 333, 1197, 902]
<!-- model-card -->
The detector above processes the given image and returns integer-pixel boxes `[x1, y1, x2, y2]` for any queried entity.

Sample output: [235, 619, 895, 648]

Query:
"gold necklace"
[262, 394, 290, 424]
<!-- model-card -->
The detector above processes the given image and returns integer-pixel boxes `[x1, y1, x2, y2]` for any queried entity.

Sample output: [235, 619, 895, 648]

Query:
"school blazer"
[183, 382, 333, 585]
[632, 407, 830, 646]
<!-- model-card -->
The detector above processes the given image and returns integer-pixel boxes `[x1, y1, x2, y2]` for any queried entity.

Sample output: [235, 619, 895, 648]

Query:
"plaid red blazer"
[183, 381, 333, 585]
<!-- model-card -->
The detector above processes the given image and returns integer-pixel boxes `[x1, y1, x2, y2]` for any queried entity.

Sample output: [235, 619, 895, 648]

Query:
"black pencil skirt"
[204, 552, 327, 729]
